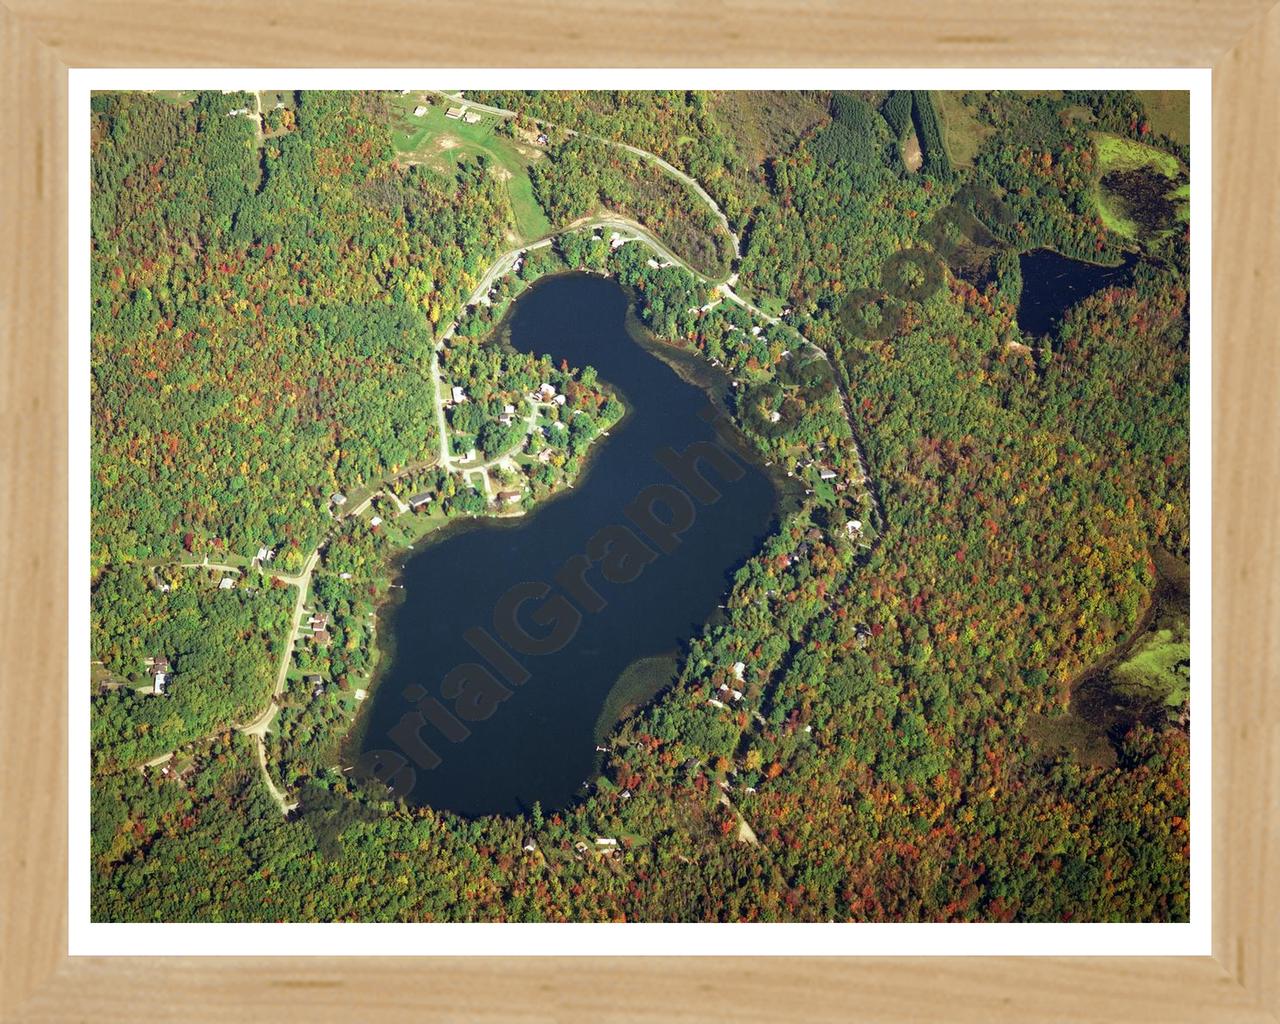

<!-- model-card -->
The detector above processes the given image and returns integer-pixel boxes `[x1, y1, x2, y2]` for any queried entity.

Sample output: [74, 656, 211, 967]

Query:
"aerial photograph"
[89, 87, 1191, 923]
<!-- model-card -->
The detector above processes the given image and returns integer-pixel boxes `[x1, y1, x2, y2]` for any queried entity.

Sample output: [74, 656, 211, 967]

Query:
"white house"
[413, 105, 428, 117]
[595, 837, 618, 847]
[369, 515, 383, 528]
[732, 661, 746, 682]
[218, 576, 235, 590]
[451, 385, 467, 405]
[148, 656, 170, 696]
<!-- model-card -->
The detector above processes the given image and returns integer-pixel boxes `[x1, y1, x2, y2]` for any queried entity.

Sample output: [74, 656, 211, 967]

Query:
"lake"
[1017, 248, 1139, 336]
[354, 273, 780, 817]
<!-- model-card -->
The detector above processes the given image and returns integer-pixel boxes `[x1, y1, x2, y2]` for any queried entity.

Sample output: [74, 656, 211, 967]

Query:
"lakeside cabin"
[496, 490, 522, 507]
[407, 492, 432, 511]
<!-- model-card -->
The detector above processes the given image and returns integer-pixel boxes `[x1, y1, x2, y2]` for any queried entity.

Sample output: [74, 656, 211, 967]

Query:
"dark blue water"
[1017, 248, 1139, 336]
[355, 273, 778, 817]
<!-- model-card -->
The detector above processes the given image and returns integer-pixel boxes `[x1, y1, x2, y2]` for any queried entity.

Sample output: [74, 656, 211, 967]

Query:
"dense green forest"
[91, 91, 511, 572]
[90, 88, 1191, 923]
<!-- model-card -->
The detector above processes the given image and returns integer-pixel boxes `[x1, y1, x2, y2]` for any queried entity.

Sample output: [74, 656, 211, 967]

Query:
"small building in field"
[595, 837, 618, 848]
[413, 105, 428, 117]
[408, 492, 432, 511]
[445, 106, 465, 119]
[369, 515, 383, 529]
[462, 111, 482, 124]
[818, 466, 838, 481]
[536, 133, 549, 145]
[331, 492, 347, 507]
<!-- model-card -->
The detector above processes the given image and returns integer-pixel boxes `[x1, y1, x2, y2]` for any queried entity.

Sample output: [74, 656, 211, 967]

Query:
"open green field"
[931, 91, 993, 169]
[1094, 132, 1182, 177]
[387, 93, 552, 242]
[1136, 90, 1191, 146]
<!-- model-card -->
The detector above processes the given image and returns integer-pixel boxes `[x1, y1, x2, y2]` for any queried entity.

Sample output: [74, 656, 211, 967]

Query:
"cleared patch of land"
[1136, 90, 1191, 146]
[388, 93, 552, 242]
[900, 130, 923, 173]
[932, 90, 993, 169]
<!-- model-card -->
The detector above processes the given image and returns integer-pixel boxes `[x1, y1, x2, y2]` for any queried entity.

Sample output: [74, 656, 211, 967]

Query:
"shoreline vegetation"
[90, 88, 1191, 924]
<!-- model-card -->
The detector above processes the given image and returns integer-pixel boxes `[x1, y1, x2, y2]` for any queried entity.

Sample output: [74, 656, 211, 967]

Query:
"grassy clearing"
[387, 93, 551, 242]
[1094, 132, 1182, 178]
[1136, 90, 1191, 146]
[931, 91, 993, 169]
[1111, 611, 1190, 708]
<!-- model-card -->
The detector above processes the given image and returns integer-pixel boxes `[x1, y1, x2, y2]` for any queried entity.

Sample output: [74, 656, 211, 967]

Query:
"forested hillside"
[91, 91, 511, 571]
[90, 89, 1191, 924]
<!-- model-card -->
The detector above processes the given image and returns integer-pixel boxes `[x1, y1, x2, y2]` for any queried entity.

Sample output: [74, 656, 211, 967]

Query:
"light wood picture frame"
[2, 2, 1276, 1019]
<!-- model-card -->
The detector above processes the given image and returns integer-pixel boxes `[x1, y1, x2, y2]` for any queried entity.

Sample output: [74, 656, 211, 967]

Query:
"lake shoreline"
[344, 272, 786, 816]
